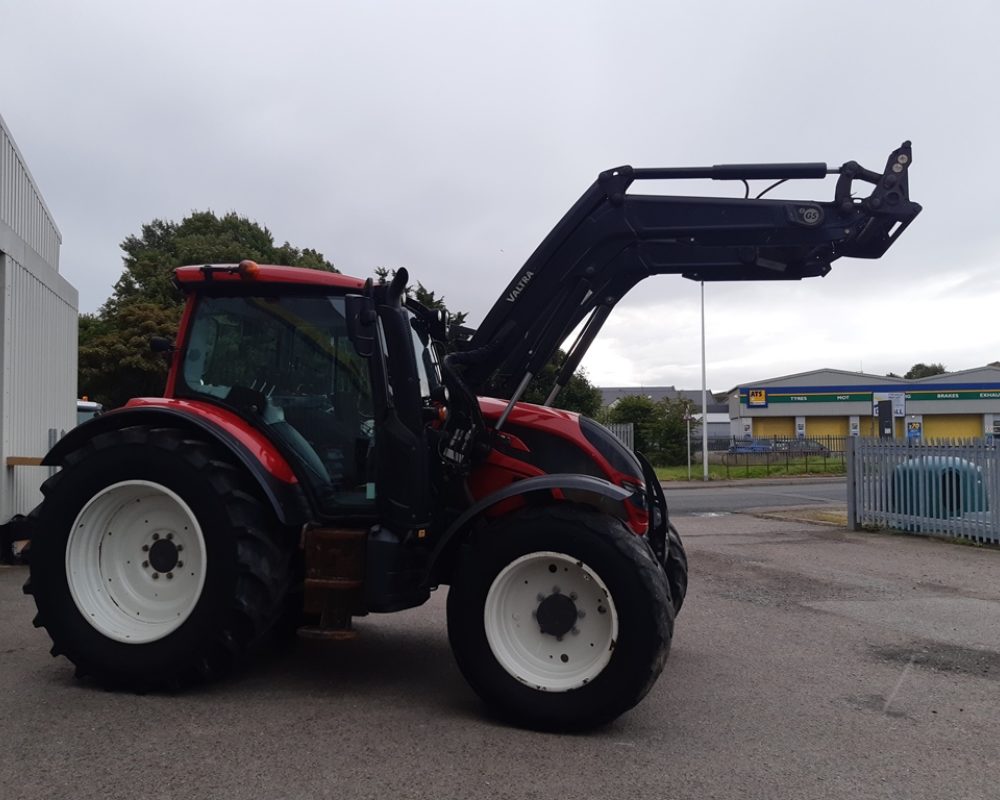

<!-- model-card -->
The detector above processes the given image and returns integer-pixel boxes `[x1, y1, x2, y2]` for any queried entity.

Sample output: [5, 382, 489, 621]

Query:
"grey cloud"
[2, 0, 997, 389]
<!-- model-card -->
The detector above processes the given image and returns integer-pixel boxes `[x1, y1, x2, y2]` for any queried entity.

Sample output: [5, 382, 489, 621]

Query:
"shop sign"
[873, 392, 906, 417]
[742, 391, 869, 405]
[907, 390, 1000, 401]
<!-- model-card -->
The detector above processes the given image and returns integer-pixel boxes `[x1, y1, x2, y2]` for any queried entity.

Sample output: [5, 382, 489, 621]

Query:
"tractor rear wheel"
[447, 505, 673, 731]
[25, 426, 291, 689]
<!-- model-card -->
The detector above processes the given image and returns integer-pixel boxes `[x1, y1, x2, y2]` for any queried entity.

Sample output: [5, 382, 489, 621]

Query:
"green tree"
[904, 362, 947, 379]
[81, 211, 336, 406]
[516, 356, 603, 418]
[78, 303, 184, 407]
[107, 211, 336, 315]
[606, 395, 661, 455]
[655, 396, 696, 466]
[605, 394, 696, 465]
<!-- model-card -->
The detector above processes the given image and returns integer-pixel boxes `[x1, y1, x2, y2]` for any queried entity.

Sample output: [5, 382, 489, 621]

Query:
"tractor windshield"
[178, 293, 375, 513]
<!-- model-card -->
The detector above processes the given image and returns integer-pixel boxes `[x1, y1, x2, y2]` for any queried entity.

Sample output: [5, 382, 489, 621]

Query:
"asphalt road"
[2, 511, 999, 800]
[664, 478, 846, 514]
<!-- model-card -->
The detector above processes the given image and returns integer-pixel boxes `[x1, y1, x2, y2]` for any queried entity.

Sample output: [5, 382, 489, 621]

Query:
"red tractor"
[24, 144, 919, 730]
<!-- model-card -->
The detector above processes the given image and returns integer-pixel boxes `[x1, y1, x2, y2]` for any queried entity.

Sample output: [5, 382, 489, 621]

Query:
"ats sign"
[748, 389, 767, 408]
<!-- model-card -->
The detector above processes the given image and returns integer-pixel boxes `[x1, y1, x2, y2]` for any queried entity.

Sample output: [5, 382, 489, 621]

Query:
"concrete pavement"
[2, 511, 998, 799]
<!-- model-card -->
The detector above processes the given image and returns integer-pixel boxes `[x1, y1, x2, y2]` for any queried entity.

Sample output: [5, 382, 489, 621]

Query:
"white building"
[0, 112, 77, 522]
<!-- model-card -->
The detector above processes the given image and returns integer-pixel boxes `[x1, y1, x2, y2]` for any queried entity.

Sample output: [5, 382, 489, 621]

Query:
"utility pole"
[701, 281, 709, 481]
[685, 412, 692, 481]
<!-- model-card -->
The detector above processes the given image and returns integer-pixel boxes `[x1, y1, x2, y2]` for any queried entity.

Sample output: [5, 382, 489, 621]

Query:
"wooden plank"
[6, 456, 44, 467]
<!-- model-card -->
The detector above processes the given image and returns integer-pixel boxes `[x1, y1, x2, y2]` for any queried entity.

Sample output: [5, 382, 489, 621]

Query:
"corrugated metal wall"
[922, 414, 983, 439]
[805, 416, 850, 437]
[1, 254, 77, 516]
[0, 115, 61, 268]
[0, 113, 77, 520]
[753, 417, 795, 437]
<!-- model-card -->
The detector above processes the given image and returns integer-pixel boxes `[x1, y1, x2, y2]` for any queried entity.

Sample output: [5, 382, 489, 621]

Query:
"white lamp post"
[701, 282, 709, 481]
[684, 413, 692, 481]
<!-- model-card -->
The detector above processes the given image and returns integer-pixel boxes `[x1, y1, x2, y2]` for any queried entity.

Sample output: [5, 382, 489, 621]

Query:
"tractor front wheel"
[25, 426, 291, 689]
[447, 505, 673, 731]
[664, 522, 689, 615]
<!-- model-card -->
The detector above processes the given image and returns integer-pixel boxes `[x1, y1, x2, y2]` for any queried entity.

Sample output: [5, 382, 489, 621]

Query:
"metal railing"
[605, 422, 634, 451]
[718, 436, 847, 477]
[847, 437, 999, 544]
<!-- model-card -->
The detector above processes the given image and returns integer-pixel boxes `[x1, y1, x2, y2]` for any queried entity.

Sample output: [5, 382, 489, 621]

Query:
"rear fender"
[426, 473, 636, 585]
[43, 406, 307, 526]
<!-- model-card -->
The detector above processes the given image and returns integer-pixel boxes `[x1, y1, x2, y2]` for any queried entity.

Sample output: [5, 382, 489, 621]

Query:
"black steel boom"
[463, 142, 921, 399]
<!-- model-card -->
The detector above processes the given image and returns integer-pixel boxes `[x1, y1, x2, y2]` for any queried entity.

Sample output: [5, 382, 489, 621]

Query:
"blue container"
[891, 456, 987, 519]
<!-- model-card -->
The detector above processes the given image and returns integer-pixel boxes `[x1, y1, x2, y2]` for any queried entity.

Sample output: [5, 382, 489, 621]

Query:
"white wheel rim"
[484, 551, 619, 692]
[65, 480, 208, 644]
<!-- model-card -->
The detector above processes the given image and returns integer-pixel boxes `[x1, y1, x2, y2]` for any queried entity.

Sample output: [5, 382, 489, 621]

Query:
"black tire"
[447, 505, 673, 731]
[664, 522, 689, 615]
[24, 426, 292, 689]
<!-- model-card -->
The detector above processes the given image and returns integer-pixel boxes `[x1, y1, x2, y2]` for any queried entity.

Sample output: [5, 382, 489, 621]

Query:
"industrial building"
[729, 367, 1000, 441]
[0, 113, 77, 524]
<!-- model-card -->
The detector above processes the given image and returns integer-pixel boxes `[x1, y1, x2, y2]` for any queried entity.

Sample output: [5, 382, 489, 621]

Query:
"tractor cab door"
[177, 290, 381, 519]
[347, 271, 432, 533]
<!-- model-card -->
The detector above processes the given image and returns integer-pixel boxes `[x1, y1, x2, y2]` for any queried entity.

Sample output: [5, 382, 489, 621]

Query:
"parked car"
[728, 439, 774, 454]
[772, 438, 831, 456]
[76, 399, 103, 426]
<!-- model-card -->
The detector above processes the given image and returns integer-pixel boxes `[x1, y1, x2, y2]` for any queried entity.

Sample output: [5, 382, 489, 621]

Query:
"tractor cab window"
[180, 293, 375, 514]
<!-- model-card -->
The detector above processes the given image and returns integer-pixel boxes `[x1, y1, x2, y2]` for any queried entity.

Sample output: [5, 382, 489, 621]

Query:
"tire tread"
[28, 425, 292, 689]
[448, 504, 673, 731]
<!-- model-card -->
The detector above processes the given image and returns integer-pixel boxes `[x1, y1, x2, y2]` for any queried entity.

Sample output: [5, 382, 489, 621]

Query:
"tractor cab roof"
[174, 263, 366, 292]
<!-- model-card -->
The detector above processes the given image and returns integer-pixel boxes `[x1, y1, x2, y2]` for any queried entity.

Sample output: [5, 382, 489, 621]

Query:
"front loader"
[24, 143, 919, 730]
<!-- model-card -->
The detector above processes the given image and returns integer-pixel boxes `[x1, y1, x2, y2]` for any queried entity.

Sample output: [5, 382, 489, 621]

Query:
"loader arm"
[463, 142, 920, 399]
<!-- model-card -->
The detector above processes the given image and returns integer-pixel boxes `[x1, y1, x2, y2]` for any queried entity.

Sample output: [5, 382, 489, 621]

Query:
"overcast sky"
[2, 0, 998, 392]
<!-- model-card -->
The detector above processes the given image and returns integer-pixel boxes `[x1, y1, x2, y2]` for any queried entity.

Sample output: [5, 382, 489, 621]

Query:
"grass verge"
[655, 462, 847, 481]
[751, 507, 849, 527]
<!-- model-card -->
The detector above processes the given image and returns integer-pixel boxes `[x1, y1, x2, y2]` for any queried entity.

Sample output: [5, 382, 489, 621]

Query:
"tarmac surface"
[2, 510, 999, 800]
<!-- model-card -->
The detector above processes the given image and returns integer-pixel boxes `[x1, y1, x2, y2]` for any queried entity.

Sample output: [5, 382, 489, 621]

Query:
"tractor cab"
[168, 263, 443, 533]
[177, 287, 379, 513]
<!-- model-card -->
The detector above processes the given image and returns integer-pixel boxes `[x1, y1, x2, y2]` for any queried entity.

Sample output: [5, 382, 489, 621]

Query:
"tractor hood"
[461, 142, 921, 400]
[477, 396, 579, 427]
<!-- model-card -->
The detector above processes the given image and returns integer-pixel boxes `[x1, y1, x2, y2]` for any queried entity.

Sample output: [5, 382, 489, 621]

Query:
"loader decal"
[506, 270, 534, 303]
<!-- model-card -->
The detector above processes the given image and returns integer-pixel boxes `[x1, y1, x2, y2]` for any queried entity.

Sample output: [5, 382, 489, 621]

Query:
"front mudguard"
[426, 473, 639, 586]
[635, 452, 670, 564]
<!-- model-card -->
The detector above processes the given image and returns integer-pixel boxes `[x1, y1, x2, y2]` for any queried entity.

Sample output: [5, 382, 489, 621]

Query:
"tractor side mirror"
[346, 294, 376, 358]
[150, 336, 174, 353]
[150, 336, 176, 364]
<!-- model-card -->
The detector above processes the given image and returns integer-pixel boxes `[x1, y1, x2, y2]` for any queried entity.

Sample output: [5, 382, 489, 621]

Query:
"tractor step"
[296, 626, 361, 641]
[298, 526, 366, 640]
